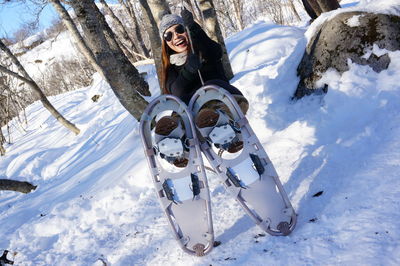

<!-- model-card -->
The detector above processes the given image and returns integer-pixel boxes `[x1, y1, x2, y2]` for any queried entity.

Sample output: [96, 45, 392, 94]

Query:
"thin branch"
[0, 65, 34, 85]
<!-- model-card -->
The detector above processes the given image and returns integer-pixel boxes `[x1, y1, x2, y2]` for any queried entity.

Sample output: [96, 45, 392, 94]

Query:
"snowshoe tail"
[189, 85, 297, 236]
[140, 95, 214, 256]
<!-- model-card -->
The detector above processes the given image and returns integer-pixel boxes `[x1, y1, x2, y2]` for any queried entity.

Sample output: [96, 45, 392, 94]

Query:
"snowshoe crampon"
[189, 85, 297, 236]
[140, 95, 214, 256]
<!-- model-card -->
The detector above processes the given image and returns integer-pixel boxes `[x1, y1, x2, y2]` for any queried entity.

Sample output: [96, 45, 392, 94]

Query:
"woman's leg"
[203, 79, 249, 115]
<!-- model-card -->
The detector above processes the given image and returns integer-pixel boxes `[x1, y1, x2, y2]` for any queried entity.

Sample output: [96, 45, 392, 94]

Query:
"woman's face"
[164, 24, 189, 53]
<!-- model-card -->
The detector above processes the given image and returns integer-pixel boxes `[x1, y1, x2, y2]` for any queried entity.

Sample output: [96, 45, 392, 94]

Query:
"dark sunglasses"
[163, 24, 185, 42]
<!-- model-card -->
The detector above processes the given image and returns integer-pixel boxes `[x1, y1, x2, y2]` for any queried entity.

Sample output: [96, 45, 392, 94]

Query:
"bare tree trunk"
[231, 0, 244, 31]
[183, 0, 203, 27]
[123, 0, 135, 18]
[147, 0, 171, 24]
[302, 0, 340, 18]
[0, 129, 5, 156]
[197, 0, 234, 80]
[98, 0, 142, 62]
[138, 0, 170, 86]
[301, 0, 318, 19]
[214, 0, 238, 33]
[113, 31, 138, 63]
[66, 0, 149, 121]
[289, 0, 301, 21]
[0, 179, 37, 193]
[119, 0, 150, 58]
[49, 0, 106, 77]
[318, 0, 340, 12]
[309, 0, 324, 16]
[0, 40, 81, 135]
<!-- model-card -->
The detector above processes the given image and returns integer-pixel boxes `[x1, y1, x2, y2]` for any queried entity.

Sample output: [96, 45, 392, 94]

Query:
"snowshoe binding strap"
[162, 179, 178, 204]
[157, 137, 184, 159]
[209, 124, 237, 147]
[226, 167, 246, 188]
[163, 175, 204, 203]
[190, 174, 201, 199]
[250, 154, 265, 175]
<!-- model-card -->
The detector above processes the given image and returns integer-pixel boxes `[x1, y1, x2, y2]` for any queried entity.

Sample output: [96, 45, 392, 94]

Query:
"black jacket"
[166, 23, 241, 104]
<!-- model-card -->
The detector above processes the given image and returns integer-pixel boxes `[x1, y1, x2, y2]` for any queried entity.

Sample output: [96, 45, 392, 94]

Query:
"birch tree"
[51, 0, 149, 121]
[138, 0, 171, 86]
[196, 0, 234, 80]
[302, 0, 340, 18]
[0, 39, 81, 135]
[118, 0, 150, 58]
[49, 0, 106, 78]
[230, 0, 244, 31]
[0, 72, 28, 155]
[0, 130, 5, 156]
[98, 0, 144, 62]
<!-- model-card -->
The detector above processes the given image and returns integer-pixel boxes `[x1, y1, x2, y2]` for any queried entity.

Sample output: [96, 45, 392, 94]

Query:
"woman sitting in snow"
[155, 9, 249, 167]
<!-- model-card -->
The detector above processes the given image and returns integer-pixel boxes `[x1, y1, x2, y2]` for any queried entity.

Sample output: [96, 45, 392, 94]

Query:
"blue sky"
[0, 0, 121, 38]
[0, 1, 58, 38]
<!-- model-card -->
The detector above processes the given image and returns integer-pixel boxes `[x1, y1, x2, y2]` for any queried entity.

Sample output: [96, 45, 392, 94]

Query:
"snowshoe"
[189, 85, 297, 236]
[140, 95, 214, 256]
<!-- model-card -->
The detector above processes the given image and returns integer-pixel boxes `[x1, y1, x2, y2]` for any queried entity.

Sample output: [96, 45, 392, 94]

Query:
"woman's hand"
[181, 8, 194, 27]
[185, 53, 202, 73]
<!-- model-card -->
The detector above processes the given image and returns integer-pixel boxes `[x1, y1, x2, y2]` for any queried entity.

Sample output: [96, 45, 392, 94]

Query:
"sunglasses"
[163, 24, 185, 42]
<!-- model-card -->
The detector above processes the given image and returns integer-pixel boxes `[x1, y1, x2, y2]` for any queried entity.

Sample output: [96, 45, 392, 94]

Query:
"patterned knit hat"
[159, 14, 184, 38]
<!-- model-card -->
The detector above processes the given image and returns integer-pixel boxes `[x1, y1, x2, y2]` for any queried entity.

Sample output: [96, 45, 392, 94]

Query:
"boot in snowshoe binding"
[155, 116, 188, 168]
[195, 108, 243, 154]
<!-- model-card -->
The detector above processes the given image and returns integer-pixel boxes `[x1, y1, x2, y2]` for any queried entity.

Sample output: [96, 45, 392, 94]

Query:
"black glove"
[181, 8, 194, 27]
[184, 53, 202, 73]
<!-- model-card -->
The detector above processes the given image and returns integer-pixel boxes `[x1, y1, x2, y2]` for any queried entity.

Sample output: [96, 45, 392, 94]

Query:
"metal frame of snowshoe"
[189, 85, 297, 236]
[140, 95, 214, 256]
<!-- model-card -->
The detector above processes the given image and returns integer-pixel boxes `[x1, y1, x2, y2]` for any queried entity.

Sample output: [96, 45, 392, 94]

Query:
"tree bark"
[138, 0, 170, 87]
[113, 31, 138, 63]
[214, 0, 237, 34]
[118, 0, 150, 58]
[289, 0, 302, 21]
[0, 40, 81, 135]
[60, 0, 150, 121]
[49, 0, 106, 77]
[302, 0, 340, 18]
[319, 0, 341, 12]
[183, 0, 203, 27]
[0, 179, 37, 193]
[0, 129, 5, 156]
[302, 0, 318, 20]
[308, 0, 324, 17]
[197, 0, 234, 80]
[231, 0, 244, 31]
[98, 0, 141, 62]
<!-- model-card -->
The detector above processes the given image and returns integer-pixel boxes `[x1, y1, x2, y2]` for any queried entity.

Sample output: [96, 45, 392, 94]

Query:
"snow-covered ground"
[1, 0, 400, 265]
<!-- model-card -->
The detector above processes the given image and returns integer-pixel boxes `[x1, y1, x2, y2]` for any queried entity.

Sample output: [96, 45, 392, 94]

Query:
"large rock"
[294, 11, 400, 99]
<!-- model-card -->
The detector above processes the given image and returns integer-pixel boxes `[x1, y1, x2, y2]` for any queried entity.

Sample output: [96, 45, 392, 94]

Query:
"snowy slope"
[1, 1, 400, 265]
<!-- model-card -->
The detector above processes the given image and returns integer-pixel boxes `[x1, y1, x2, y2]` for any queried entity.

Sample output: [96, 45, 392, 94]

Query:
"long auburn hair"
[160, 33, 192, 95]
[160, 40, 172, 95]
